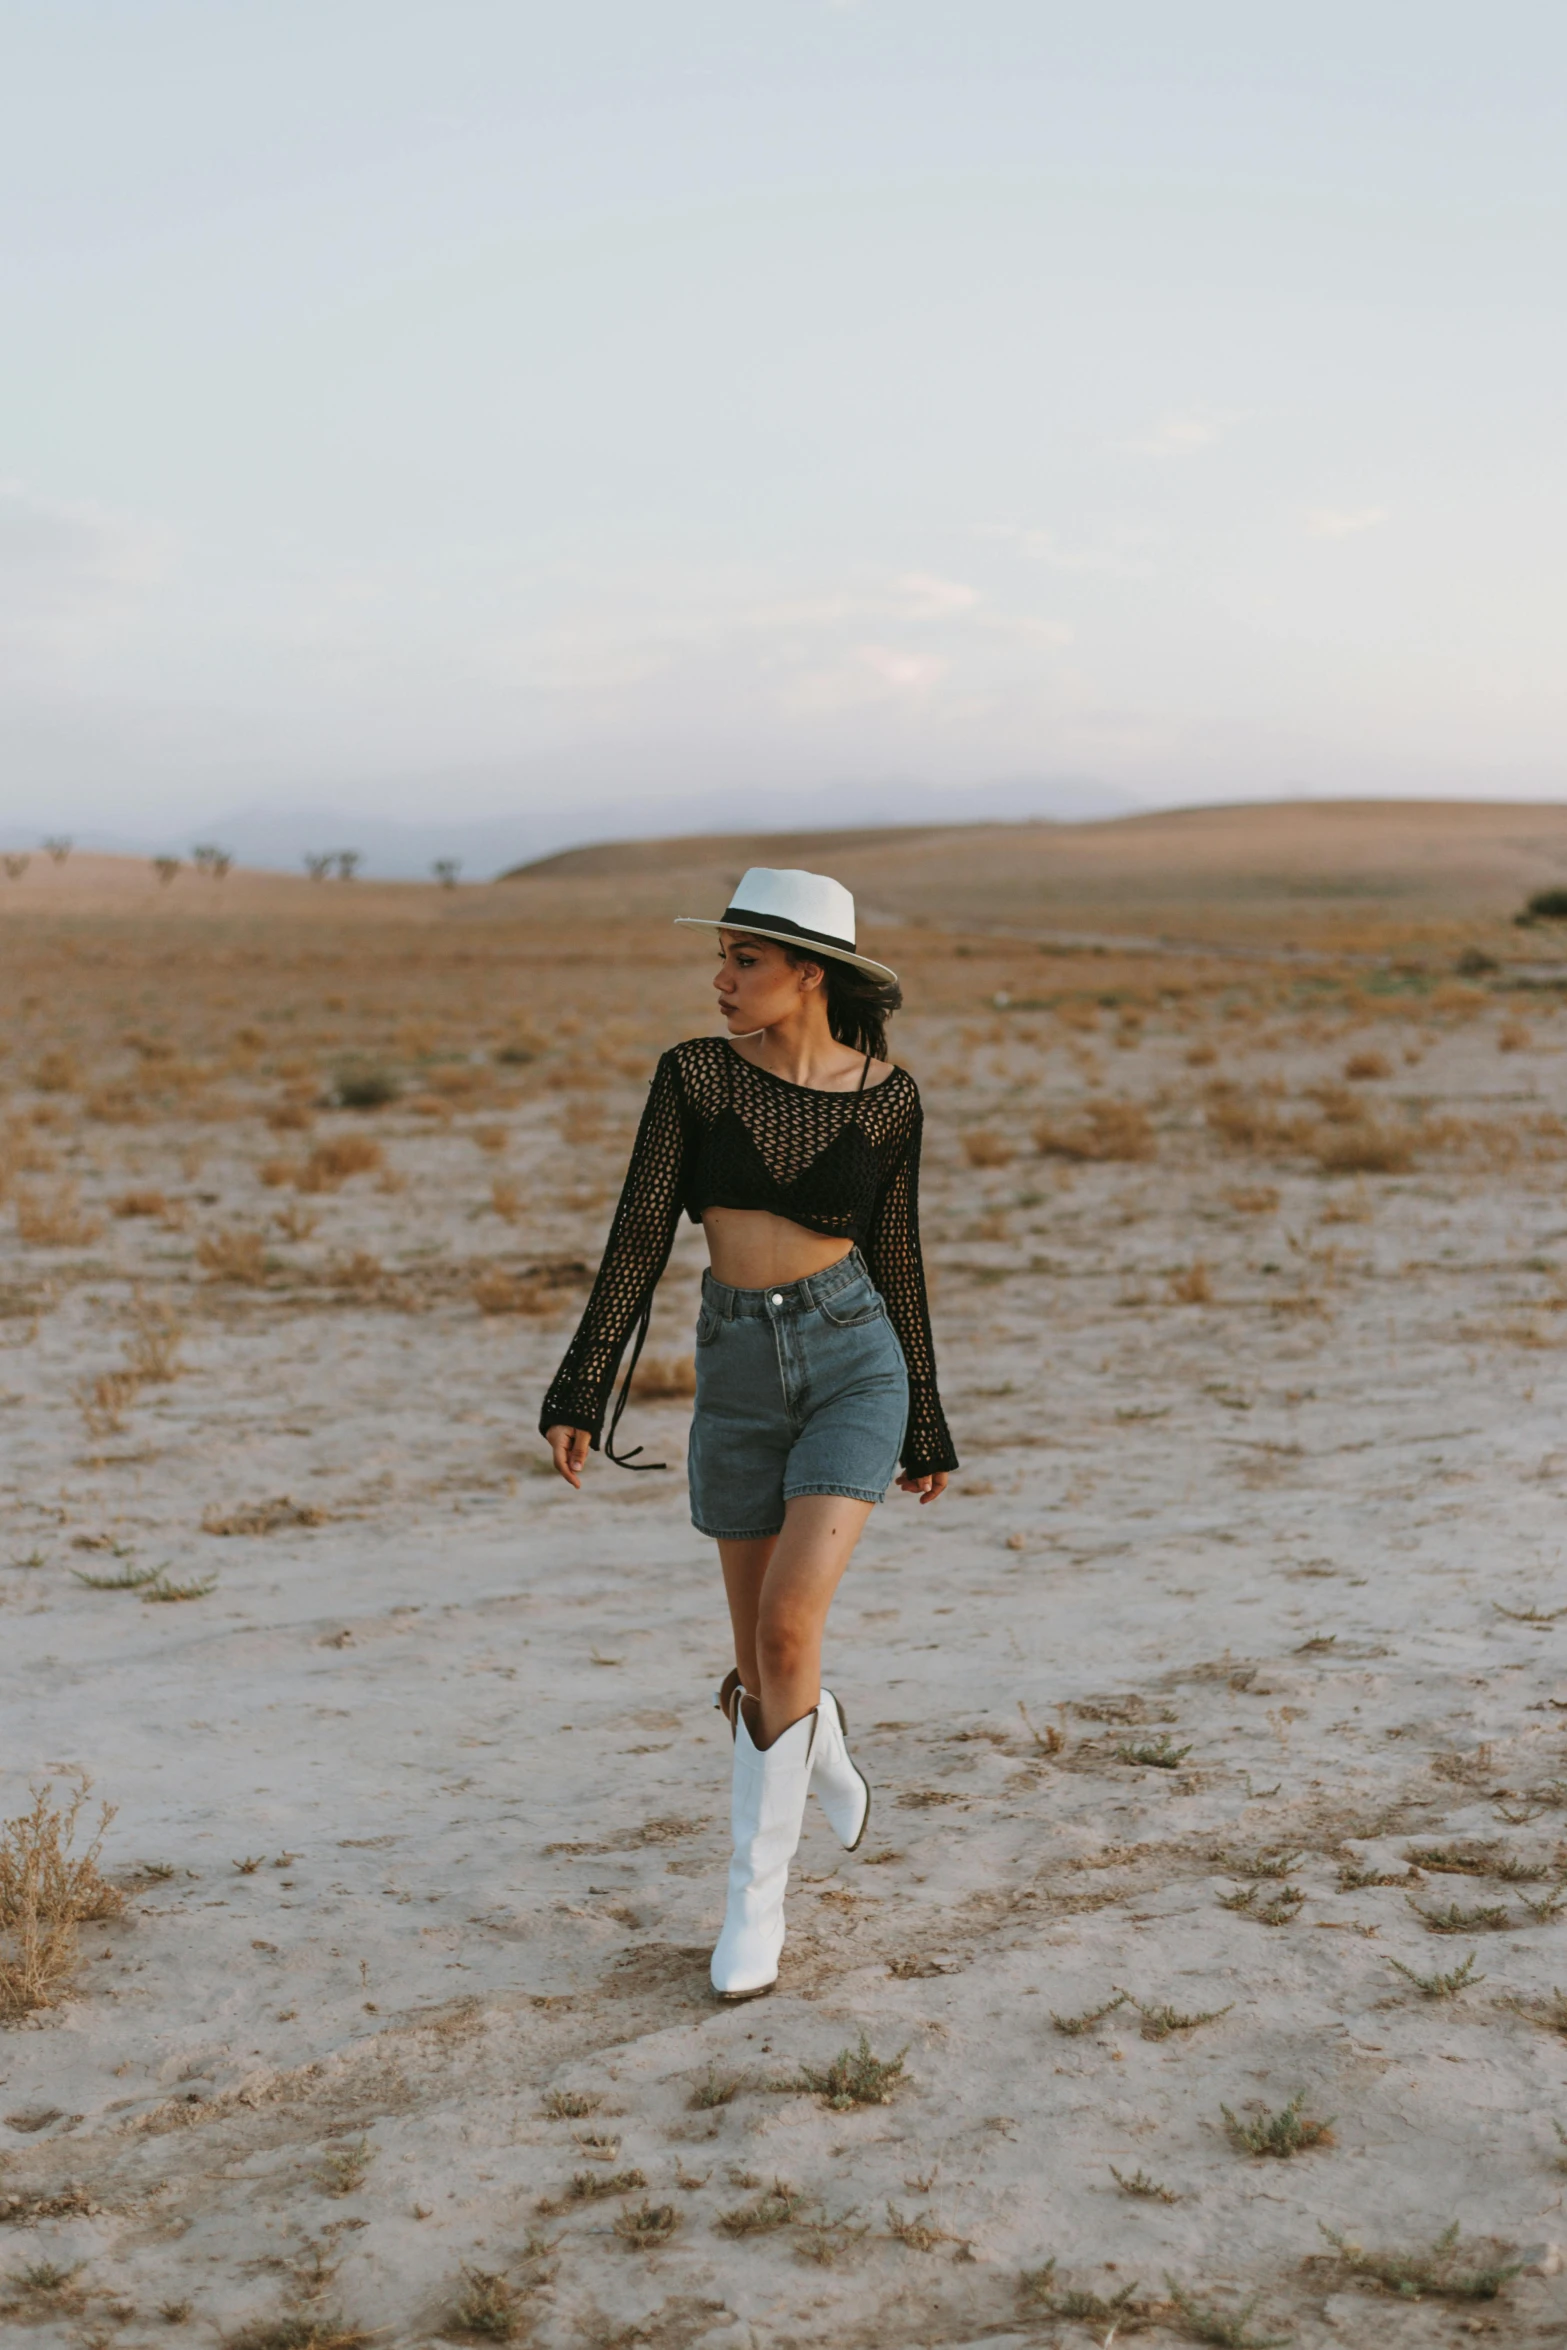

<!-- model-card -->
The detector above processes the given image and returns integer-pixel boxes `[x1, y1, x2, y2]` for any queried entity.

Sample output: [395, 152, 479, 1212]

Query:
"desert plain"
[4, 802, 1567, 2347]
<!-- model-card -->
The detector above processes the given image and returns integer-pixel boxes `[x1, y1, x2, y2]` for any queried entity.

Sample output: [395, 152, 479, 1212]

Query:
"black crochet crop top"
[540, 1036, 957, 1478]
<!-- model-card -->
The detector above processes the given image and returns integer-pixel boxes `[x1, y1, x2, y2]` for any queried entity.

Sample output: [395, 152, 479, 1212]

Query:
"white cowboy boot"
[715, 1672, 869, 1850]
[710, 1706, 816, 2000]
[810, 1688, 871, 1851]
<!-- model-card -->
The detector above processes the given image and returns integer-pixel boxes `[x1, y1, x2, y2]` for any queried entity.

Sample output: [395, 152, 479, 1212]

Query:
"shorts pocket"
[818, 1279, 885, 1329]
[695, 1304, 723, 1346]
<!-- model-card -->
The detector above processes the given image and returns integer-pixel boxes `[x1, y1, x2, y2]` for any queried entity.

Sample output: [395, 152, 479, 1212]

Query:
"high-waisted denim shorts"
[687, 1247, 910, 1541]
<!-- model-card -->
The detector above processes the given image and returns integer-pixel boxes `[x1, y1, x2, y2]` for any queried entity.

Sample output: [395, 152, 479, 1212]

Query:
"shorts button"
[770, 1292, 784, 1305]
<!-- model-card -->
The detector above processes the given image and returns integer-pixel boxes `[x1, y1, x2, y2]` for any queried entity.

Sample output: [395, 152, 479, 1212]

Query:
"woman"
[541, 867, 956, 1999]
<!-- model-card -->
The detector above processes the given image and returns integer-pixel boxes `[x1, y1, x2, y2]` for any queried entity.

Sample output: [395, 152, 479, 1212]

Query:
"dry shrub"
[1498, 1020, 1532, 1053]
[1036, 1100, 1155, 1163]
[298, 1134, 384, 1192]
[472, 1269, 554, 1315]
[196, 1226, 270, 1283]
[258, 1157, 303, 1188]
[29, 1049, 81, 1094]
[1167, 1260, 1213, 1305]
[124, 1301, 183, 1382]
[472, 1124, 509, 1155]
[1343, 1049, 1391, 1081]
[113, 1189, 169, 1219]
[1204, 1082, 1302, 1156]
[1429, 980, 1487, 1018]
[77, 1368, 140, 1436]
[1224, 1186, 1279, 1215]
[1185, 1039, 1218, 1067]
[202, 1495, 327, 1536]
[1054, 1000, 1100, 1033]
[15, 1184, 103, 1247]
[324, 1250, 384, 1293]
[961, 1130, 1015, 1169]
[0, 1122, 59, 1175]
[0, 1783, 124, 2020]
[490, 1177, 524, 1222]
[84, 1085, 151, 1124]
[272, 1201, 320, 1240]
[561, 1098, 606, 1147]
[630, 1353, 696, 1400]
[408, 1091, 457, 1122]
[266, 1099, 314, 1132]
[1312, 1118, 1414, 1176]
[424, 1063, 490, 1103]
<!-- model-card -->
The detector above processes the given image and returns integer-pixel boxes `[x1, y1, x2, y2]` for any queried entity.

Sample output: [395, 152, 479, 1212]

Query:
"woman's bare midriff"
[702, 1205, 854, 1292]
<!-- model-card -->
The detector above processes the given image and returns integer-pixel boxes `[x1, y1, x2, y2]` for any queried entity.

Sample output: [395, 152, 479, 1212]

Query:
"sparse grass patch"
[142, 1571, 218, 1602]
[1167, 1260, 1213, 1304]
[1019, 2262, 1155, 2327]
[0, 1782, 124, 2019]
[196, 1226, 270, 1284]
[471, 1269, 554, 1315]
[449, 2266, 522, 2340]
[1050, 1991, 1127, 2036]
[1133, 1998, 1233, 2041]
[70, 1558, 165, 1593]
[332, 1064, 400, 1111]
[1319, 2219, 1523, 2302]
[1217, 1882, 1304, 1926]
[960, 1129, 1015, 1168]
[716, 2180, 804, 2235]
[884, 2202, 953, 2252]
[629, 1352, 696, 1399]
[1391, 1950, 1483, 1998]
[224, 2315, 373, 2350]
[541, 2088, 600, 2118]
[1224, 1184, 1278, 1213]
[1409, 1899, 1512, 1934]
[688, 2068, 743, 2110]
[316, 2136, 373, 2196]
[612, 2199, 679, 2250]
[1117, 1734, 1192, 1769]
[1312, 1116, 1414, 1175]
[798, 2032, 907, 2109]
[201, 1496, 327, 1537]
[569, 2167, 646, 2200]
[1036, 1099, 1155, 1162]
[1111, 2164, 1179, 2202]
[298, 1135, 384, 1191]
[1221, 2090, 1335, 2157]
[1339, 1860, 1415, 1889]
[1164, 2280, 1289, 2347]
[15, 1183, 102, 1247]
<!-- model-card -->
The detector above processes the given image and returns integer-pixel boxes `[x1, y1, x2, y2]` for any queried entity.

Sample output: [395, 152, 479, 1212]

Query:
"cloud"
[979, 524, 1153, 579]
[1123, 409, 1238, 458]
[1303, 505, 1391, 539]
[857, 645, 947, 690]
[0, 482, 173, 596]
[894, 571, 979, 617]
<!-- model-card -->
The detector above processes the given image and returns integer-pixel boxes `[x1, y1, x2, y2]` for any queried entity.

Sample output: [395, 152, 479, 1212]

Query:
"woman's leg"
[718, 1494, 875, 1748]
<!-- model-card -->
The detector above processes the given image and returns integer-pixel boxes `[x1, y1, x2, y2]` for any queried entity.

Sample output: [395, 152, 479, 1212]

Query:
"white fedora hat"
[674, 867, 897, 985]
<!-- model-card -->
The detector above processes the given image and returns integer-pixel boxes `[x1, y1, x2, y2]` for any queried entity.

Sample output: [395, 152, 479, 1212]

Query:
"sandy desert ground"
[5, 807, 1567, 2348]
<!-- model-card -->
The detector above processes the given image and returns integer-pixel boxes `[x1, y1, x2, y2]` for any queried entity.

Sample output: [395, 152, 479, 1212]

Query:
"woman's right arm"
[539, 1049, 688, 1476]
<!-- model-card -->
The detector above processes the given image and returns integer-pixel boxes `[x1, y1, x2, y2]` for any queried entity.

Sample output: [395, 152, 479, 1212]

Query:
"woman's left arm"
[863, 1091, 956, 1500]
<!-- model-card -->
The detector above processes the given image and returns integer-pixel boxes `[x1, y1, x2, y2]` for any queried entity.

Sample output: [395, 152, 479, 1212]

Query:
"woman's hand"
[546, 1425, 592, 1488]
[896, 1469, 948, 1505]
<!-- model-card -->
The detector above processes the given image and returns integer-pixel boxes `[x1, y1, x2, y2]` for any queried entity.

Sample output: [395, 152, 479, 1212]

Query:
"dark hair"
[782, 944, 902, 1061]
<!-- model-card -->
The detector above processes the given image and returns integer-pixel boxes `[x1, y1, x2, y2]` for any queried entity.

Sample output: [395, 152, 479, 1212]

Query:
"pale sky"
[3, 1, 1565, 838]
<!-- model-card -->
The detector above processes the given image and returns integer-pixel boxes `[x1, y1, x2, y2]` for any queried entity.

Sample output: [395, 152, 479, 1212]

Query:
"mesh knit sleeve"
[539, 1050, 688, 1447]
[863, 1092, 958, 1477]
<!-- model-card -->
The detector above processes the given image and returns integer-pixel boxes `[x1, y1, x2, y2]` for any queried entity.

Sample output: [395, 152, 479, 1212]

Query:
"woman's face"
[713, 931, 823, 1033]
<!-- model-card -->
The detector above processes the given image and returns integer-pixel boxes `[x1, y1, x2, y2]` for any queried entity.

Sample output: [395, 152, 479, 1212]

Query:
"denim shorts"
[687, 1248, 910, 1541]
